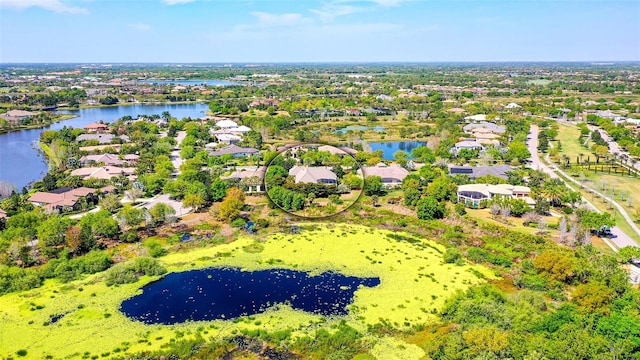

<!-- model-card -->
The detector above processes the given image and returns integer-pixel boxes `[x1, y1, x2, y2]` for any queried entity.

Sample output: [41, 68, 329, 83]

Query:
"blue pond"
[334, 125, 386, 134]
[367, 141, 427, 160]
[120, 268, 380, 325]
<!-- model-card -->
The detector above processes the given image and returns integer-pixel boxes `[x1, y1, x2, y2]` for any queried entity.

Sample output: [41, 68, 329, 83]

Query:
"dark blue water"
[138, 79, 238, 86]
[120, 268, 380, 325]
[0, 103, 209, 189]
[334, 125, 385, 134]
[367, 141, 427, 160]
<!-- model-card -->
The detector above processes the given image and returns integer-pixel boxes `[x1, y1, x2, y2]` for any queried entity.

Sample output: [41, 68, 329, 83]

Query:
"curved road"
[528, 125, 638, 249]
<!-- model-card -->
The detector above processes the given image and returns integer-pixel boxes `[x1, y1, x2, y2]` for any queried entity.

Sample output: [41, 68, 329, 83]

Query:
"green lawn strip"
[0, 224, 493, 360]
[551, 167, 640, 245]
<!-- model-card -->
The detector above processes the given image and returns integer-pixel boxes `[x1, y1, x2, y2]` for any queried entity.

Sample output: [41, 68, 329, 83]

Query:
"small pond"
[367, 141, 427, 160]
[120, 267, 380, 325]
[334, 125, 386, 134]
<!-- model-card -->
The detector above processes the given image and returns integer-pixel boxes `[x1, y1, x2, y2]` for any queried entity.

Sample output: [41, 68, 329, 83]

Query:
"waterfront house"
[0, 110, 38, 125]
[76, 134, 130, 144]
[84, 122, 109, 133]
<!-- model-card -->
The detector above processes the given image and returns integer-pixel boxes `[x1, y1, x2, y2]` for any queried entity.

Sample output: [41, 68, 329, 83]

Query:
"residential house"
[0, 110, 38, 125]
[215, 119, 239, 129]
[222, 166, 266, 193]
[450, 140, 485, 156]
[463, 121, 506, 134]
[230, 125, 252, 134]
[504, 102, 522, 109]
[457, 183, 533, 208]
[0, 209, 7, 219]
[215, 133, 242, 145]
[289, 166, 337, 184]
[464, 114, 487, 122]
[70, 166, 136, 181]
[76, 134, 130, 144]
[447, 107, 466, 114]
[362, 164, 409, 188]
[448, 164, 513, 180]
[79, 153, 139, 167]
[84, 122, 109, 133]
[208, 144, 260, 158]
[28, 187, 99, 212]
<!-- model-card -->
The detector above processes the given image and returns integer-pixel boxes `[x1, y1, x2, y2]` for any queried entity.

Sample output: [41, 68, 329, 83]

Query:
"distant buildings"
[0, 110, 38, 125]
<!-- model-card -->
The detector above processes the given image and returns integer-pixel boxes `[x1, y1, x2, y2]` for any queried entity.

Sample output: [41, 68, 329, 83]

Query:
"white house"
[457, 183, 534, 208]
[505, 102, 522, 109]
[215, 119, 239, 129]
[450, 140, 485, 156]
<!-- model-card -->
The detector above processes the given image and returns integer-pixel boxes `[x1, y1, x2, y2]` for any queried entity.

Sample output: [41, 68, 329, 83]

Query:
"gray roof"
[449, 164, 513, 179]
[208, 144, 259, 156]
[76, 134, 129, 144]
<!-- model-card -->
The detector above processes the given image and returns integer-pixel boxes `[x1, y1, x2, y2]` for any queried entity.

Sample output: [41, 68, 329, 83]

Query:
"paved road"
[139, 194, 192, 217]
[170, 130, 187, 176]
[587, 124, 640, 172]
[528, 125, 638, 249]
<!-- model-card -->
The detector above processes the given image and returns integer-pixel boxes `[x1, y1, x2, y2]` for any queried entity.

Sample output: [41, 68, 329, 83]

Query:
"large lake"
[121, 267, 380, 325]
[367, 141, 427, 160]
[0, 103, 209, 190]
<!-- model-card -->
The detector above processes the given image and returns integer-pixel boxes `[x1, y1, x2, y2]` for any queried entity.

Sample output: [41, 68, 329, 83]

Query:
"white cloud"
[369, 0, 405, 6]
[310, 3, 364, 22]
[251, 12, 313, 27]
[161, 0, 196, 4]
[235, 12, 313, 30]
[130, 23, 151, 31]
[0, 0, 88, 14]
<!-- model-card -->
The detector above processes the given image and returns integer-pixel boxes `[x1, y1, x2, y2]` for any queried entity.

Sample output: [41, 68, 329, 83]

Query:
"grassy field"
[0, 224, 493, 360]
[554, 123, 584, 160]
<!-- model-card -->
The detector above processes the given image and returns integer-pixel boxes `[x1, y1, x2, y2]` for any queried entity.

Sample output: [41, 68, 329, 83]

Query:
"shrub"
[231, 218, 247, 228]
[104, 257, 166, 286]
[443, 248, 463, 264]
[454, 203, 467, 216]
[144, 239, 166, 258]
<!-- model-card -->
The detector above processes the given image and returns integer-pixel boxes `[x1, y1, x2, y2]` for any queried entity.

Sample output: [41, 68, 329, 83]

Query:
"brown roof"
[84, 122, 109, 130]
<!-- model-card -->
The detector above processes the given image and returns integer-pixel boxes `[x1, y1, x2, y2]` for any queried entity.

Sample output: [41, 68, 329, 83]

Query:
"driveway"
[170, 130, 187, 175]
[140, 194, 192, 217]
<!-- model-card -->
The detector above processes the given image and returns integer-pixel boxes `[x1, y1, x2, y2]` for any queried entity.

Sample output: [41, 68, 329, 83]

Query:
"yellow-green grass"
[579, 171, 640, 214]
[555, 123, 585, 160]
[552, 169, 640, 245]
[0, 224, 493, 360]
[465, 208, 557, 237]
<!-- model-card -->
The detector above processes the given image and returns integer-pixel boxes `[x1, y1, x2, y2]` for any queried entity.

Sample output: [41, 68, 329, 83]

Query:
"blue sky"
[1, 0, 639, 62]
